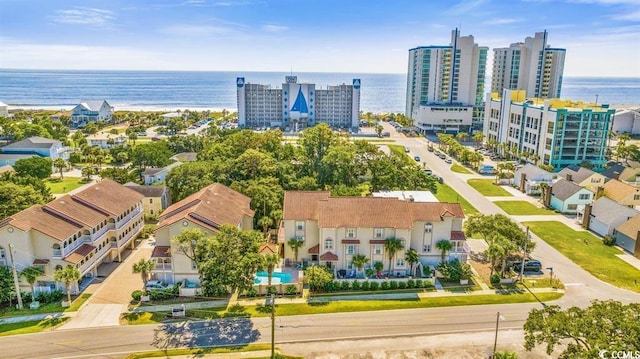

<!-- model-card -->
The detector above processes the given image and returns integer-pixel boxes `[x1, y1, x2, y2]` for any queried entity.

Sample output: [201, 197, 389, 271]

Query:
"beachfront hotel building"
[279, 191, 468, 276]
[483, 89, 615, 171]
[491, 31, 566, 99]
[237, 76, 361, 131]
[0, 179, 144, 294]
[405, 29, 488, 133]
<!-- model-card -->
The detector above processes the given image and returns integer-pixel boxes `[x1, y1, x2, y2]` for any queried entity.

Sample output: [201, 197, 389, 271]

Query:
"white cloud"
[261, 24, 288, 33]
[49, 7, 115, 27]
[159, 24, 244, 36]
[611, 10, 640, 20]
[483, 18, 522, 25]
[447, 0, 488, 15]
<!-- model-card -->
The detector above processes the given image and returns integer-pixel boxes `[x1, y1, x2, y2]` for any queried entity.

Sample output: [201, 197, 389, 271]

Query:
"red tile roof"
[151, 246, 171, 258]
[308, 244, 319, 254]
[341, 239, 360, 244]
[72, 179, 144, 215]
[283, 191, 331, 220]
[320, 251, 339, 261]
[259, 244, 277, 254]
[2, 205, 84, 241]
[451, 231, 466, 241]
[64, 244, 96, 264]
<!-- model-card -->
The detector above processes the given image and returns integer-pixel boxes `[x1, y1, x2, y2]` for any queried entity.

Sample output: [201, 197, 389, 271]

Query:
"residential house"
[557, 165, 606, 192]
[577, 197, 639, 237]
[71, 100, 113, 128]
[143, 162, 182, 185]
[547, 179, 593, 213]
[86, 132, 127, 149]
[170, 152, 198, 162]
[280, 191, 467, 276]
[613, 214, 640, 258]
[162, 112, 184, 123]
[0, 136, 70, 166]
[151, 183, 255, 293]
[124, 183, 171, 217]
[603, 164, 640, 186]
[0, 179, 144, 294]
[514, 164, 554, 195]
[602, 179, 640, 209]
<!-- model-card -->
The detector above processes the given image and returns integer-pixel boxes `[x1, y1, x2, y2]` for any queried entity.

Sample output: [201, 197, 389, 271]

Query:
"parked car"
[145, 280, 170, 290]
[151, 137, 161, 141]
[445, 158, 452, 164]
[424, 168, 433, 175]
[427, 146, 434, 152]
[414, 156, 421, 161]
[404, 146, 410, 153]
[513, 260, 542, 272]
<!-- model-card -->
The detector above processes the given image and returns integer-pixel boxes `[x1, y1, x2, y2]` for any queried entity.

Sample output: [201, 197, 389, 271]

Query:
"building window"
[425, 223, 433, 233]
[568, 204, 578, 210]
[324, 238, 333, 250]
[374, 228, 383, 238]
[374, 245, 382, 255]
[579, 194, 590, 200]
[590, 178, 600, 183]
[346, 228, 356, 238]
[346, 245, 355, 255]
[423, 244, 431, 252]
[634, 194, 640, 201]
[396, 258, 405, 267]
[400, 239, 406, 248]
[191, 260, 198, 270]
[150, 198, 153, 204]
[296, 221, 304, 231]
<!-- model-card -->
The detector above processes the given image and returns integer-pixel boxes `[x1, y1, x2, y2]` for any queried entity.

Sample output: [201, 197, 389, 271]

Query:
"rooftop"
[3, 136, 62, 150]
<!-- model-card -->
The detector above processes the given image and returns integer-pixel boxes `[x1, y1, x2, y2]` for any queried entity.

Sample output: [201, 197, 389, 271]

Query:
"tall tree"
[435, 240, 453, 263]
[20, 266, 44, 301]
[0, 266, 15, 305]
[53, 158, 67, 179]
[287, 238, 305, 265]
[351, 254, 370, 278]
[132, 259, 156, 292]
[384, 237, 404, 276]
[172, 228, 207, 284]
[196, 225, 263, 297]
[524, 300, 640, 358]
[404, 249, 419, 277]
[260, 253, 280, 286]
[0, 182, 47, 218]
[13, 157, 53, 179]
[257, 216, 273, 235]
[53, 265, 81, 303]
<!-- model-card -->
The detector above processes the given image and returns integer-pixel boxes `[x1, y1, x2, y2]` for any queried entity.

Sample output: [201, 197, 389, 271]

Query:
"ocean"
[0, 69, 638, 113]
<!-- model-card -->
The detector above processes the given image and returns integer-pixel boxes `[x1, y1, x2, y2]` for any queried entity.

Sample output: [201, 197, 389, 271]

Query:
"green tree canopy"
[131, 142, 174, 169]
[13, 157, 53, 179]
[524, 300, 640, 358]
[0, 182, 47, 218]
[304, 265, 333, 292]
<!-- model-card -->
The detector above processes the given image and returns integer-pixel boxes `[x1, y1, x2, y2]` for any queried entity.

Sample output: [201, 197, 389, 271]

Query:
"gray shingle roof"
[79, 99, 109, 111]
[557, 166, 596, 183]
[3, 136, 61, 149]
[590, 197, 639, 225]
[551, 179, 585, 201]
[123, 183, 167, 197]
[515, 164, 553, 180]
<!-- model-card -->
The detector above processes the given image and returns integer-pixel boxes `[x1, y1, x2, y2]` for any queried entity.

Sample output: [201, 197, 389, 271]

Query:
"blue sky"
[1, 0, 639, 76]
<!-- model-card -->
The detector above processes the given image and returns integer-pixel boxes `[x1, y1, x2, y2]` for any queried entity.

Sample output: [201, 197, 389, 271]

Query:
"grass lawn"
[523, 221, 640, 293]
[0, 317, 69, 337]
[467, 179, 512, 197]
[65, 294, 91, 312]
[122, 292, 563, 325]
[450, 163, 472, 174]
[1, 293, 91, 318]
[494, 201, 557, 215]
[123, 344, 300, 359]
[45, 177, 87, 194]
[434, 182, 479, 215]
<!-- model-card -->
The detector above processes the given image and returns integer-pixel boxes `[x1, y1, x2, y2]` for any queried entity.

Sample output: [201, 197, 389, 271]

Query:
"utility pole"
[8, 244, 24, 310]
[519, 226, 529, 282]
[266, 294, 275, 359]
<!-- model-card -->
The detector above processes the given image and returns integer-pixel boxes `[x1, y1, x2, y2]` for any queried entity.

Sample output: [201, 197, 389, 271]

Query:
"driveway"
[59, 237, 154, 329]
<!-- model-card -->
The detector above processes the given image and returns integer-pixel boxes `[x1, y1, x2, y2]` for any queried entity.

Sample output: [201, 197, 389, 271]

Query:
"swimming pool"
[254, 271, 292, 285]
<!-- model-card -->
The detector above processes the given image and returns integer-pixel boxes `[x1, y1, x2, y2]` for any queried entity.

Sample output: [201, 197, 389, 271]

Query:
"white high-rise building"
[237, 76, 360, 130]
[405, 29, 488, 133]
[491, 31, 566, 99]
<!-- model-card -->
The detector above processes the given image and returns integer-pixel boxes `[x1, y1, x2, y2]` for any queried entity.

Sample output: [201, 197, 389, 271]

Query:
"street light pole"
[266, 294, 275, 359]
[547, 267, 554, 288]
[492, 311, 500, 358]
[519, 226, 529, 282]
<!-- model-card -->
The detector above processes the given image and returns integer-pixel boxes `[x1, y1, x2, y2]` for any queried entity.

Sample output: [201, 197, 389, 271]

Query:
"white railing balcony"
[116, 208, 142, 228]
[53, 250, 62, 258]
[94, 225, 111, 240]
[153, 263, 173, 271]
[79, 258, 94, 274]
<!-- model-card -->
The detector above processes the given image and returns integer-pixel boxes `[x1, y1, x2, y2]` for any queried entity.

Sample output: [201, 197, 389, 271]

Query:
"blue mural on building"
[291, 88, 308, 113]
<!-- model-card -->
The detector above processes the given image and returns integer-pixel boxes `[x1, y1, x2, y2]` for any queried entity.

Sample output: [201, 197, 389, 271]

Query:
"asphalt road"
[2, 303, 538, 359]
[2, 125, 639, 358]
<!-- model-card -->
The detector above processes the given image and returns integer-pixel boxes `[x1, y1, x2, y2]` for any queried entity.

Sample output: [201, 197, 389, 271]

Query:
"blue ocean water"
[0, 69, 638, 112]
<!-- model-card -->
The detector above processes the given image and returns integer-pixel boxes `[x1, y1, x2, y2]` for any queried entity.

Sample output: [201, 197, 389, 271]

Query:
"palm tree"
[456, 132, 469, 143]
[81, 165, 93, 181]
[287, 238, 305, 265]
[53, 265, 81, 303]
[53, 158, 67, 179]
[404, 249, 419, 277]
[436, 240, 453, 264]
[257, 216, 273, 236]
[473, 132, 484, 148]
[132, 259, 155, 292]
[373, 261, 384, 279]
[351, 254, 369, 278]
[261, 253, 280, 286]
[384, 237, 404, 277]
[21, 266, 44, 301]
